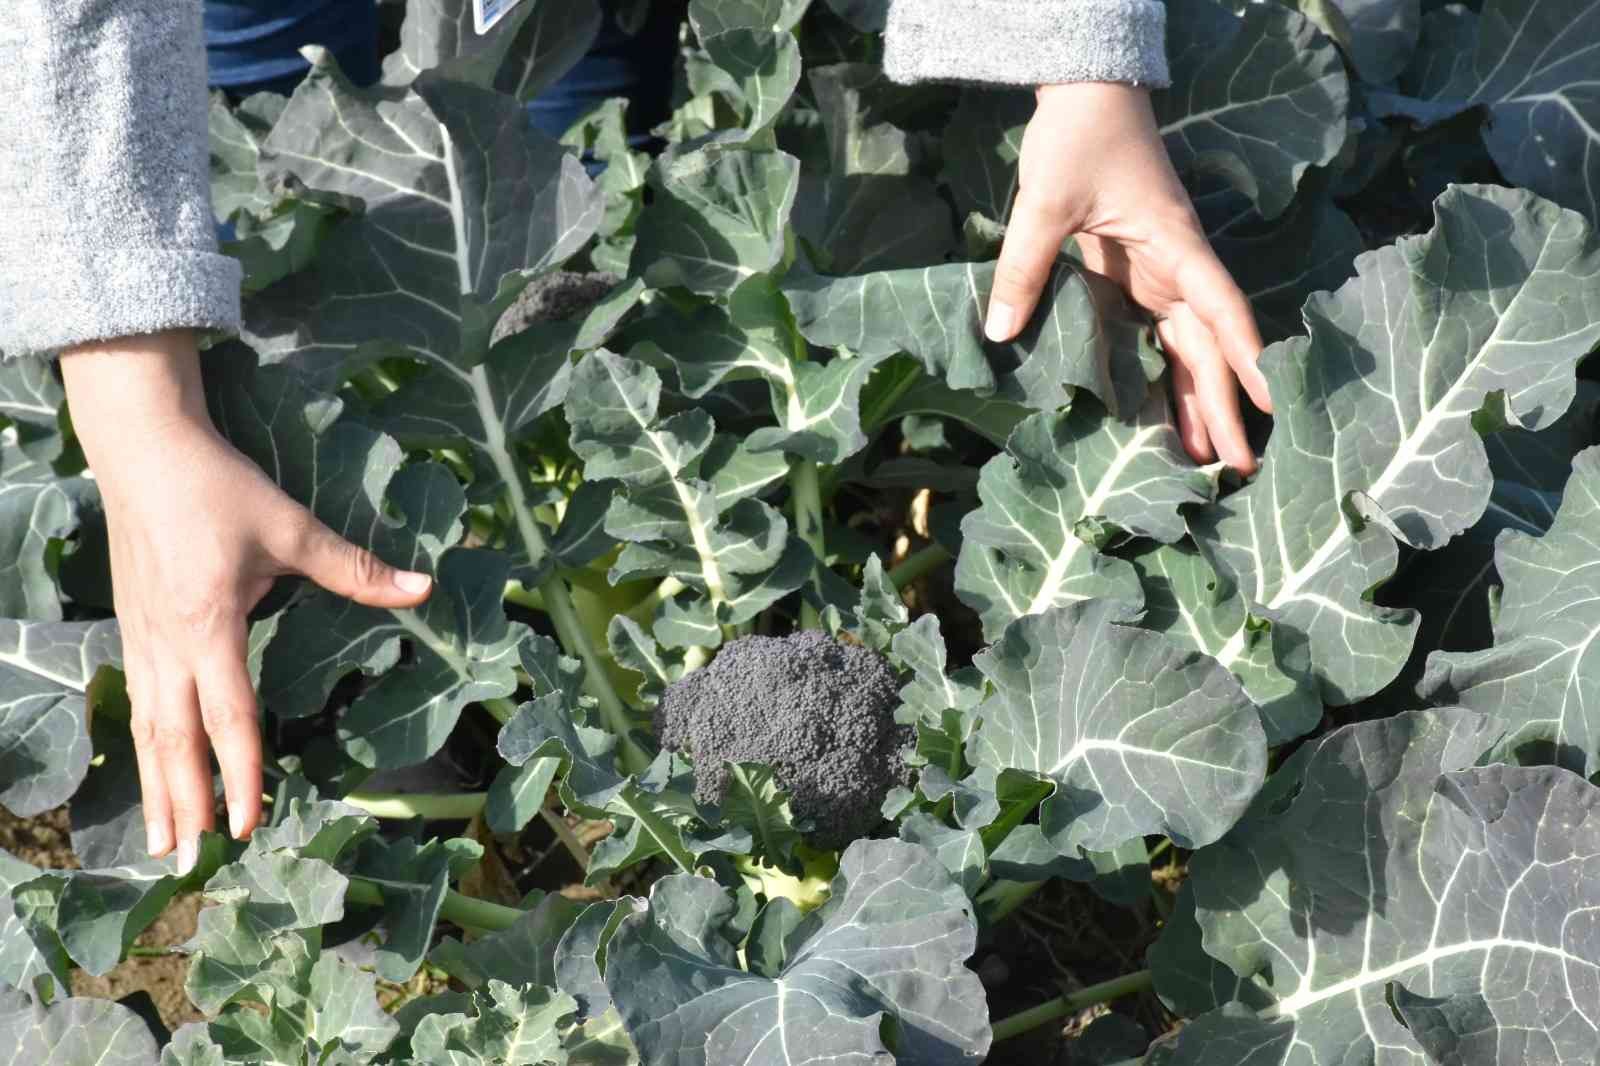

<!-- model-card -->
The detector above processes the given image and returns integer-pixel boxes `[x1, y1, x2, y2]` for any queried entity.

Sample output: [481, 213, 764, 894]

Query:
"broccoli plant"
[4, 0, 1600, 1063]
[655, 630, 914, 849]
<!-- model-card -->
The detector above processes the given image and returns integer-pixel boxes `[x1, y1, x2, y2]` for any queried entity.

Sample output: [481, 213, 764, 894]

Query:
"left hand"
[983, 81, 1272, 474]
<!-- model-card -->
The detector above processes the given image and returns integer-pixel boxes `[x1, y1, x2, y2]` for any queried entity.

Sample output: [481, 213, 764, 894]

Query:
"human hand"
[60, 332, 434, 872]
[984, 82, 1272, 474]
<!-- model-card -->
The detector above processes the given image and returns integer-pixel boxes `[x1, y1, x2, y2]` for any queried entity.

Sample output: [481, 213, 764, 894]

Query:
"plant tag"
[472, 0, 525, 34]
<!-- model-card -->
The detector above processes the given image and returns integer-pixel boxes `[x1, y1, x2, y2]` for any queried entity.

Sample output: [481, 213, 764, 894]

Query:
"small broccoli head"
[654, 630, 913, 849]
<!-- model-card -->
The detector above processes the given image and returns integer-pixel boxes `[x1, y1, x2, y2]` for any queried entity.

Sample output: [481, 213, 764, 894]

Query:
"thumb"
[282, 515, 433, 608]
[985, 183, 1078, 343]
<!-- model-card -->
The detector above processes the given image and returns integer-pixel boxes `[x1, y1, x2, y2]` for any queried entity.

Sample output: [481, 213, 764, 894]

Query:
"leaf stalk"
[989, 969, 1154, 1042]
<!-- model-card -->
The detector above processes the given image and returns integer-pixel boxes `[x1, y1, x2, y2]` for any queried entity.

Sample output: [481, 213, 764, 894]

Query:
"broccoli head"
[654, 630, 914, 849]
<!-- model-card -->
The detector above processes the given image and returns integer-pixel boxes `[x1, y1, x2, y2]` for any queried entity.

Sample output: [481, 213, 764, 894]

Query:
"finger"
[195, 620, 263, 842]
[1179, 246, 1273, 414]
[1166, 308, 1256, 475]
[125, 657, 175, 858]
[986, 184, 1078, 343]
[151, 670, 215, 874]
[1162, 331, 1214, 464]
[273, 513, 432, 608]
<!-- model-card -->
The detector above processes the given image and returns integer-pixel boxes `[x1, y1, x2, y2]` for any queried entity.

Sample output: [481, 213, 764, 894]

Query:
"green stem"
[346, 878, 522, 933]
[482, 697, 519, 725]
[1147, 837, 1172, 862]
[859, 363, 924, 434]
[790, 459, 826, 630]
[625, 576, 687, 624]
[539, 807, 591, 873]
[342, 791, 488, 821]
[503, 580, 545, 612]
[990, 970, 1154, 1042]
[888, 544, 952, 590]
[469, 365, 647, 775]
[976, 878, 1045, 925]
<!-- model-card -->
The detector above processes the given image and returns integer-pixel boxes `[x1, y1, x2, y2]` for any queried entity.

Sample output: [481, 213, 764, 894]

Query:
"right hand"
[61, 331, 434, 872]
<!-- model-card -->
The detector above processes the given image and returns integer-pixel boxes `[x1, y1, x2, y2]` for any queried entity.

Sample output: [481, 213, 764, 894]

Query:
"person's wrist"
[60, 330, 216, 456]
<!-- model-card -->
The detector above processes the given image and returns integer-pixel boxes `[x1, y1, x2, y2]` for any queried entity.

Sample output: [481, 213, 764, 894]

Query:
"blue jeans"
[205, 0, 683, 144]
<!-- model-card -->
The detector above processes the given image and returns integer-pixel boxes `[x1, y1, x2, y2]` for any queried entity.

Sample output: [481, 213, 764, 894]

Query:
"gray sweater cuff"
[0, 0, 242, 361]
[884, 0, 1170, 89]
[0, 248, 242, 359]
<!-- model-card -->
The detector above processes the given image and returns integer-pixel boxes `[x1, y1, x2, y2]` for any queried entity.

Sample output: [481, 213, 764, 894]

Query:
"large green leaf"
[1151, 708, 1600, 1066]
[1408, 0, 1600, 224]
[630, 148, 799, 295]
[246, 55, 601, 382]
[409, 981, 576, 1066]
[0, 987, 159, 1066]
[1188, 186, 1600, 707]
[604, 839, 990, 1066]
[688, 0, 810, 37]
[567, 351, 810, 642]
[626, 281, 881, 464]
[785, 261, 1152, 418]
[210, 357, 528, 770]
[185, 800, 377, 1014]
[1132, 543, 1318, 745]
[1326, 0, 1421, 84]
[0, 445, 91, 622]
[955, 390, 1218, 640]
[699, 30, 804, 145]
[1158, 0, 1349, 219]
[1422, 446, 1600, 772]
[380, 0, 603, 101]
[971, 601, 1267, 855]
[939, 89, 1029, 225]
[792, 64, 953, 274]
[0, 620, 119, 817]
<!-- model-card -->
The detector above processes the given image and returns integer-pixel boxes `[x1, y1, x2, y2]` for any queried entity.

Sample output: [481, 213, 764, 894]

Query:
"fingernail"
[393, 570, 432, 594]
[176, 837, 198, 876]
[984, 300, 1015, 343]
[229, 805, 247, 840]
[146, 823, 171, 857]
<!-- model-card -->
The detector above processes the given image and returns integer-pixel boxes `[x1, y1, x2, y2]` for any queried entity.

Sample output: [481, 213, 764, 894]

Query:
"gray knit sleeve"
[0, 1, 242, 361]
[884, 0, 1169, 89]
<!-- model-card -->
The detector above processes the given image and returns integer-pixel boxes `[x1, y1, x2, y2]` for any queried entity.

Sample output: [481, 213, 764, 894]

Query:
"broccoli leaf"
[1151, 709, 1600, 1066]
[1131, 542, 1320, 746]
[972, 600, 1267, 854]
[1422, 446, 1600, 773]
[0, 987, 160, 1066]
[0, 619, 120, 818]
[1158, 0, 1348, 219]
[246, 54, 601, 382]
[604, 838, 990, 1066]
[1407, 0, 1600, 224]
[568, 351, 811, 644]
[379, 0, 602, 100]
[1185, 185, 1600, 708]
[786, 260, 1152, 419]
[793, 64, 954, 274]
[631, 148, 799, 295]
[956, 391, 1218, 641]
[0, 445, 92, 623]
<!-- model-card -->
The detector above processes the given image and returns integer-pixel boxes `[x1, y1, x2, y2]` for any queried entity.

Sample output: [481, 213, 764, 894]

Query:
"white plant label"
[472, 0, 525, 35]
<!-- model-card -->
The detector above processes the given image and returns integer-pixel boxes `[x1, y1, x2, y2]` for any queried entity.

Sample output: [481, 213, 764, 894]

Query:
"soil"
[0, 804, 203, 1033]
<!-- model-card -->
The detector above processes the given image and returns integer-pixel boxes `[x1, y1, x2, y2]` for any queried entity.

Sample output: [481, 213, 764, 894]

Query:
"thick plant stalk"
[790, 459, 827, 629]
[346, 877, 522, 933]
[342, 791, 488, 821]
[975, 878, 1046, 924]
[888, 543, 952, 589]
[989, 970, 1154, 1042]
